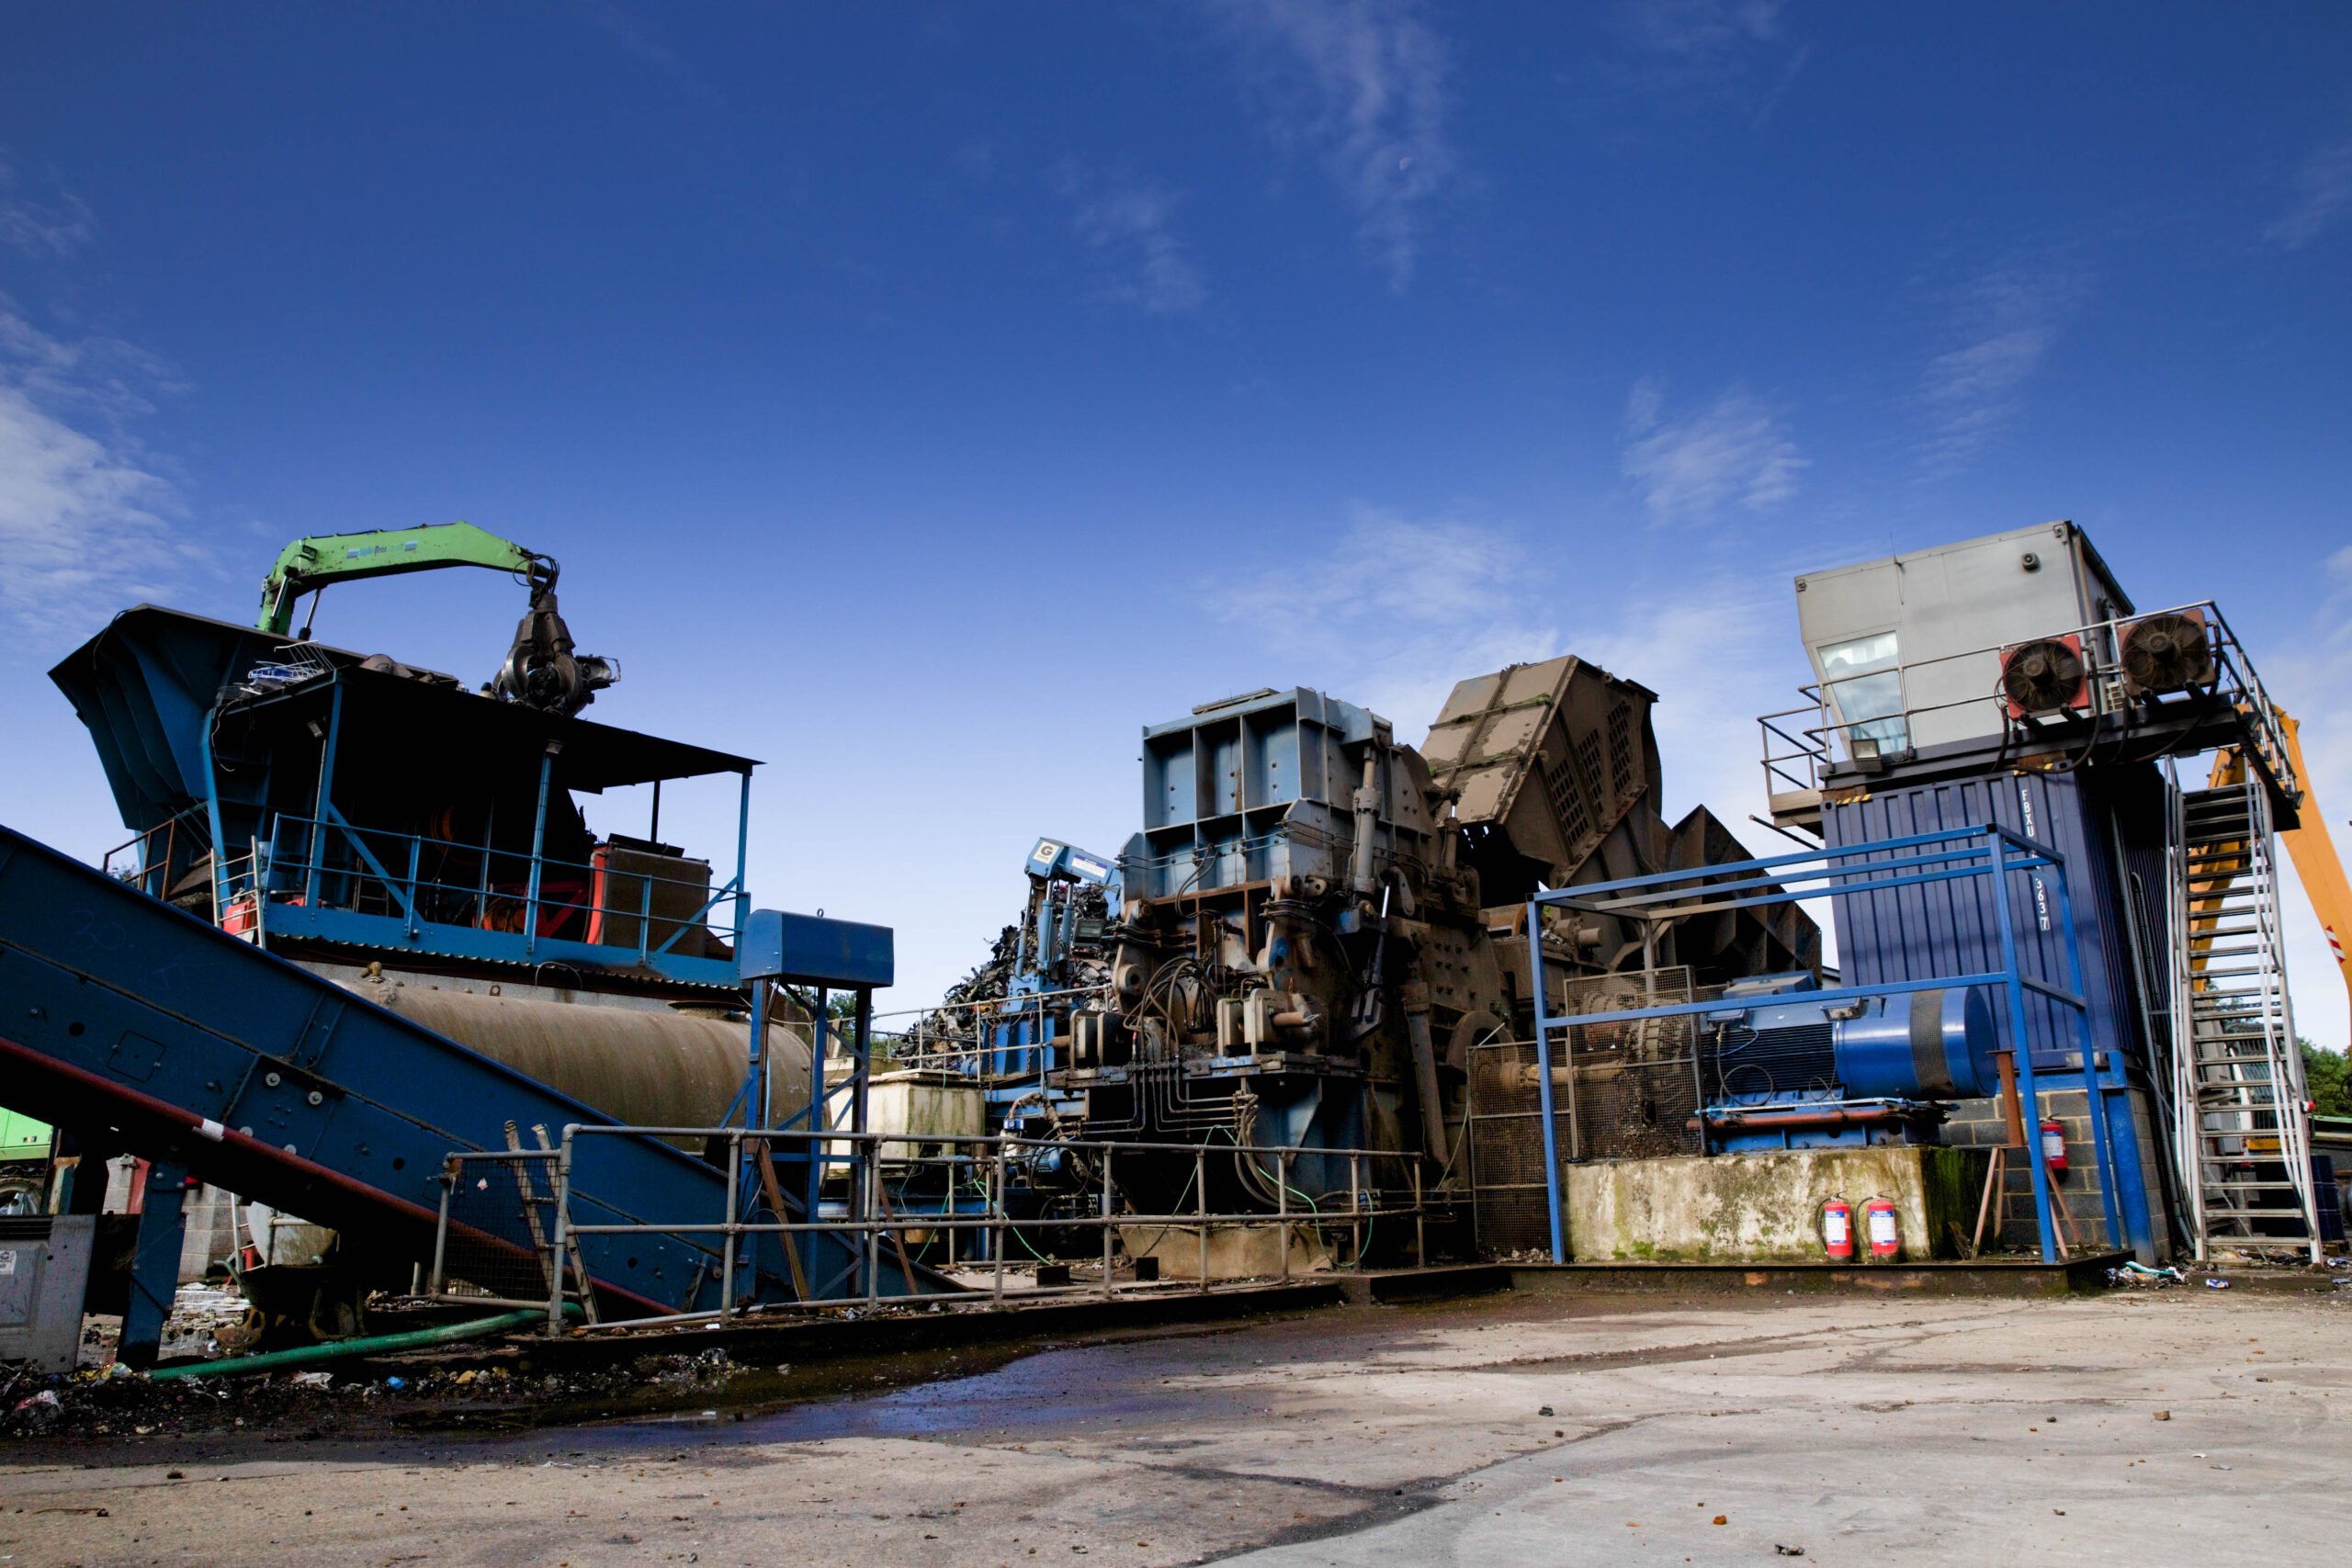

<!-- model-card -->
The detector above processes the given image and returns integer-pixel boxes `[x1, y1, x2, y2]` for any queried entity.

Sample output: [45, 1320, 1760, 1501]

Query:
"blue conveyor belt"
[0, 822, 906, 1314]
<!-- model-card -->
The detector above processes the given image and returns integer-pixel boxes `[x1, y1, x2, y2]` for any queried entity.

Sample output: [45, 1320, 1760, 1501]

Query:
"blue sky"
[3, 3, 2349, 1040]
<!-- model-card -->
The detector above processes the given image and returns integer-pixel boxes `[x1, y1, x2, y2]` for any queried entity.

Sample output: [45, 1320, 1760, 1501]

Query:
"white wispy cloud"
[0, 153, 96, 259]
[2264, 139, 2352, 252]
[1915, 260, 2084, 480]
[1581, 0, 1810, 122]
[1201, 0, 1454, 289]
[1617, 0, 1785, 63]
[1621, 378, 1806, 524]
[1054, 168, 1207, 315]
[1212, 510, 1559, 728]
[0, 300, 198, 638]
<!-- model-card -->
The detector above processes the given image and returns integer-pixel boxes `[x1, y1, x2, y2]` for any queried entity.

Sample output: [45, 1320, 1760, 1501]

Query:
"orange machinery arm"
[2216, 709, 2352, 1010]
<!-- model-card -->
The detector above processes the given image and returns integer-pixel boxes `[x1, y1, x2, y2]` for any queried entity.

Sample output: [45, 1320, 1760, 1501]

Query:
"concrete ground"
[2, 1284, 2345, 1566]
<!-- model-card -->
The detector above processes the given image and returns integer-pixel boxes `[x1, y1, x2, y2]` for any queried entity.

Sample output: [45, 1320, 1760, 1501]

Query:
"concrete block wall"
[1940, 1085, 2168, 1256]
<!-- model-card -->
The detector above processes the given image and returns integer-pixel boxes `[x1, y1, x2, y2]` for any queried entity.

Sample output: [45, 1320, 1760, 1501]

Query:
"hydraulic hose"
[147, 1304, 576, 1382]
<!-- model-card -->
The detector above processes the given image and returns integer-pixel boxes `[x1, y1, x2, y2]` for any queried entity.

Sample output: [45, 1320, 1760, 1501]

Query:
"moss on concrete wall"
[1563, 1146, 1993, 1263]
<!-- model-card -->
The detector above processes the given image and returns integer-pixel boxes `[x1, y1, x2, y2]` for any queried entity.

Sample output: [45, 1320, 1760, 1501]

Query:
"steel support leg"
[119, 1161, 192, 1370]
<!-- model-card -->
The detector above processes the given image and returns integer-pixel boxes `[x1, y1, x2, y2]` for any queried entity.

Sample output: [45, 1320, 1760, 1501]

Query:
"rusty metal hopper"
[1422, 655, 1661, 900]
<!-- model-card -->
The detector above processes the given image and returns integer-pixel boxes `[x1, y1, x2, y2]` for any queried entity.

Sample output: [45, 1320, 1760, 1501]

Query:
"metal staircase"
[2167, 770, 2320, 1261]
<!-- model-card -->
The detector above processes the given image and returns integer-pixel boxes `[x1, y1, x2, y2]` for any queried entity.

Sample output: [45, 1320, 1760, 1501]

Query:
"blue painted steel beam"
[1529, 824, 2067, 906]
[1539, 853, 2064, 925]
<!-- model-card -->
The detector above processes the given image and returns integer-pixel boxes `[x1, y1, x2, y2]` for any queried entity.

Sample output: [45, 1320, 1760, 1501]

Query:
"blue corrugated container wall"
[1821, 764, 2165, 1074]
[1825, 763, 2171, 1259]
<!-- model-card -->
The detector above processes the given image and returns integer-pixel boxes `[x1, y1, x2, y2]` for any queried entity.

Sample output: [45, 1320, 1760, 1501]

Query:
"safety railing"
[248, 811, 742, 971]
[429, 1126, 1437, 1333]
[100, 807, 216, 905]
[1756, 599, 2297, 810]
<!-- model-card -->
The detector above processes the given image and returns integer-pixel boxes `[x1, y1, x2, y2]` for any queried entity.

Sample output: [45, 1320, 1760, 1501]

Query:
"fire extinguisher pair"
[1820, 1195, 1901, 1260]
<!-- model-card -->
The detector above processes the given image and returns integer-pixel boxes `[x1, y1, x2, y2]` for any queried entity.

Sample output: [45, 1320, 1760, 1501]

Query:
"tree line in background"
[2303, 1041, 2351, 1119]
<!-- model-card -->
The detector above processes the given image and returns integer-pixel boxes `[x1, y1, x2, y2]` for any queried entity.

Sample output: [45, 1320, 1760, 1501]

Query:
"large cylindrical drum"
[352, 982, 811, 1145]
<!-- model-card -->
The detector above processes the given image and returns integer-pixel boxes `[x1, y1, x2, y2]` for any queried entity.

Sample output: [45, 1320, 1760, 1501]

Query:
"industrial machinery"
[1694, 975, 1999, 1152]
[1761, 520, 2316, 1261]
[909, 838, 1119, 1131]
[927, 659, 1821, 1249]
[3, 525, 923, 1363]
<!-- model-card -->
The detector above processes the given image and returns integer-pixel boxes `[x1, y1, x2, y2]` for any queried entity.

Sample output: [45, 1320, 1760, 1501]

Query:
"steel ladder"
[2167, 769, 2320, 1261]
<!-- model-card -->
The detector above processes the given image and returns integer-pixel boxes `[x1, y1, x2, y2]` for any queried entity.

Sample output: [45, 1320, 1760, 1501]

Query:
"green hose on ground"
[148, 1305, 575, 1382]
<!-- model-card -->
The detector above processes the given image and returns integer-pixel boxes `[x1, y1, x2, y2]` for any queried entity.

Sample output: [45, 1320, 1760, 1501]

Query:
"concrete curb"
[1506, 1252, 2129, 1297]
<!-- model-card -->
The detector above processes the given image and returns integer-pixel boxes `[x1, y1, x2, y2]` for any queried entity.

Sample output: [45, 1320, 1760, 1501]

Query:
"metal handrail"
[258, 811, 743, 957]
[1755, 599, 2297, 806]
[431, 1125, 1441, 1331]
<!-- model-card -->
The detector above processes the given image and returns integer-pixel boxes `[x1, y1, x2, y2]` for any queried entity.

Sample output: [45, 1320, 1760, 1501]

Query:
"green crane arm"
[255, 521, 553, 636]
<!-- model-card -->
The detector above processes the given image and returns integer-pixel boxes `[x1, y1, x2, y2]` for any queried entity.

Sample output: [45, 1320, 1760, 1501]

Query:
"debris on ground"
[2107, 1262, 2183, 1288]
[1, 1344, 753, 1441]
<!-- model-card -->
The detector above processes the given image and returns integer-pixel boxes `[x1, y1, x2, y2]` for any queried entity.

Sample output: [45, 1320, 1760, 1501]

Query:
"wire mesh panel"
[433, 1151, 564, 1306]
[1464, 970, 1717, 1255]
[1557, 968, 1707, 1162]
[1464, 1038, 1566, 1254]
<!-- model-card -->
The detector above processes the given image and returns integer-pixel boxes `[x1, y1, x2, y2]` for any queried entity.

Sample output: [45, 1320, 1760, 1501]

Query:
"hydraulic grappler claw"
[254, 519, 619, 717]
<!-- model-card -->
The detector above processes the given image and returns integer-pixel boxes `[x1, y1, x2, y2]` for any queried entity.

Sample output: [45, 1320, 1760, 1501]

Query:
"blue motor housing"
[1729, 987, 1996, 1102]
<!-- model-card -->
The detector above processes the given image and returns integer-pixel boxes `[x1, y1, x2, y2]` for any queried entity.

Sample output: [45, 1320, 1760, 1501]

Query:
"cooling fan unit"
[2120, 609, 2214, 697]
[1999, 635, 2089, 719]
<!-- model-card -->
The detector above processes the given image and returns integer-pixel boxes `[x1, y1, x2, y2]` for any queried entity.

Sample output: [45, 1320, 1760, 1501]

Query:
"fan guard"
[2000, 636, 2088, 716]
[2120, 610, 2214, 696]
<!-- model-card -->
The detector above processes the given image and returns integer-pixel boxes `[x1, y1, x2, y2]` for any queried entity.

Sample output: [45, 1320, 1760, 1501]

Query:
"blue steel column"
[306, 682, 345, 912]
[2053, 865, 2143, 1257]
[740, 981, 770, 1289]
[118, 1160, 193, 1370]
[198, 718, 234, 922]
[1525, 897, 1566, 1264]
[1988, 830, 2063, 1261]
[802, 988, 830, 1294]
[524, 742, 556, 960]
[732, 770, 752, 943]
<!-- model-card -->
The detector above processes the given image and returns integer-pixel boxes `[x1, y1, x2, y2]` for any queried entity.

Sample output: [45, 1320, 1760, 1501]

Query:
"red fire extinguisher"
[1821, 1196, 1854, 1261]
[2040, 1118, 2069, 1176]
[1863, 1196, 1901, 1259]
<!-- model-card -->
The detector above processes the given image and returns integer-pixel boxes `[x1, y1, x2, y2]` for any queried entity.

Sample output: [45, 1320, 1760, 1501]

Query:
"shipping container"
[1822, 762, 2167, 1075]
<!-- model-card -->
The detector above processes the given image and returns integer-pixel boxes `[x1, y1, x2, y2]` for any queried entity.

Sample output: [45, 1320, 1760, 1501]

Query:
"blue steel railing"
[1526, 824, 2123, 1266]
[240, 811, 743, 984]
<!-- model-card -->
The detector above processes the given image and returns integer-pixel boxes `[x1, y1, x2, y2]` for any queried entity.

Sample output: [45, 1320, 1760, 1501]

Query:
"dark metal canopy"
[226, 664, 757, 794]
[51, 604, 756, 834]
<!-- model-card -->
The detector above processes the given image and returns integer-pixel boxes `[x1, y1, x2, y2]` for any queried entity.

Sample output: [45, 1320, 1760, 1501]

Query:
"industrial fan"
[2120, 609, 2214, 696]
[1999, 635, 2089, 718]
